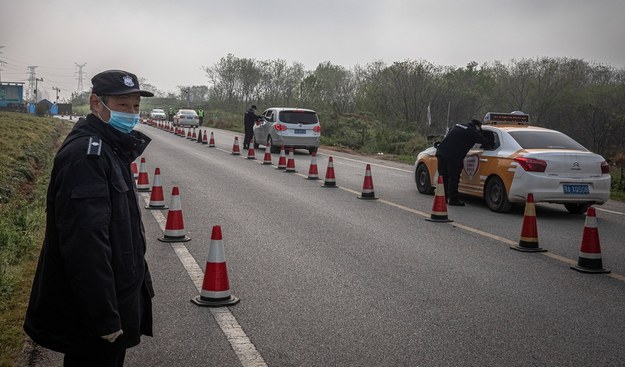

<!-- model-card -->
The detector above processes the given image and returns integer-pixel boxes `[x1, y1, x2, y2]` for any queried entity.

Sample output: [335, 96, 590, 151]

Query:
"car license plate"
[563, 184, 589, 194]
[294, 129, 306, 134]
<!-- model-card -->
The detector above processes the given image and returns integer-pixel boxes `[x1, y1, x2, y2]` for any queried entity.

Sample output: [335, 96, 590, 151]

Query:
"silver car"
[253, 107, 321, 154]
[173, 109, 199, 127]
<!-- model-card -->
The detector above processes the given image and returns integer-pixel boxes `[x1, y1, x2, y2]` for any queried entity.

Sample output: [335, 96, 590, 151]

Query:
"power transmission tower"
[75, 62, 87, 94]
[27, 66, 38, 101]
[0, 46, 5, 83]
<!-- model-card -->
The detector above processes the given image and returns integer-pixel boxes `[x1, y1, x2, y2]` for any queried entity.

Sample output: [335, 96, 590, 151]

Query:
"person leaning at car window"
[243, 104, 260, 149]
[435, 119, 494, 206]
[23, 69, 155, 367]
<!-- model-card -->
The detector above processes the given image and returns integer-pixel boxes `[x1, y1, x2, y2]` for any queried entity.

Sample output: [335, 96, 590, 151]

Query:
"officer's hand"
[101, 329, 123, 343]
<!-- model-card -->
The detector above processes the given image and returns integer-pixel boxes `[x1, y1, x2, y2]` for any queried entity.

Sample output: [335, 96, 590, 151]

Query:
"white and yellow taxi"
[414, 112, 611, 213]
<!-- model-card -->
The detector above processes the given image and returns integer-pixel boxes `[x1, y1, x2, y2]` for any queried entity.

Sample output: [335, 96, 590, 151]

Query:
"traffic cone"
[187, 128, 193, 140]
[131, 161, 138, 179]
[202, 130, 209, 144]
[276, 146, 287, 170]
[158, 186, 191, 242]
[145, 168, 169, 210]
[357, 164, 378, 200]
[196, 129, 203, 143]
[571, 207, 610, 274]
[231, 137, 241, 155]
[191, 225, 240, 307]
[208, 132, 215, 147]
[262, 143, 272, 165]
[511, 193, 545, 252]
[284, 148, 297, 173]
[322, 156, 337, 188]
[136, 157, 151, 192]
[307, 152, 319, 180]
[247, 139, 256, 159]
[425, 176, 452, 222]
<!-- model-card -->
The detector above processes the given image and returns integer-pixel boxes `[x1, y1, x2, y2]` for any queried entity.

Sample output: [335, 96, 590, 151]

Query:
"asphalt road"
[23, 121, 625, 366]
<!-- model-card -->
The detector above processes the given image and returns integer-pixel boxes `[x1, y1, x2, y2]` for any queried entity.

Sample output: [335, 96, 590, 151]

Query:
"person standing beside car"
[198, 108, 204, 126]
[24, 69, 155, 367]
[435, 118, 494, 206]
[243, 104, 259, 149]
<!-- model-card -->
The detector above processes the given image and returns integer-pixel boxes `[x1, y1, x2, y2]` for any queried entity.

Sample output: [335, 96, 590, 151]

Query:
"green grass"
[0, 112, 71, 367]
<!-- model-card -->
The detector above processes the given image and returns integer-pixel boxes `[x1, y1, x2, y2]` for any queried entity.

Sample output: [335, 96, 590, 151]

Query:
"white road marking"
[141, 193, 268, 367]
[596, 207, 625, 216]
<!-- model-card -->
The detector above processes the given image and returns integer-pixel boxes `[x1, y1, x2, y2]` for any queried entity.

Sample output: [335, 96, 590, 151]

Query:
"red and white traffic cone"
[145, 168, 169, 210]
[511, 193, 545, 252]
[262, 143, 272, 165]
[307, 152, 319, 180]
[136, 157, 151, 192]
[208, 132, 215, 147]
[131, 161, 138, 179]
[202, 130, 209, 144]
[196, 129, 203, 143]
[571, 207, 610, 274]
[284, 148, 297, 173]
[158, 186, 191, 242]
[322, 156, 337, 188]
[191, 225, 240, 307]
[276, 146, 287, 170]
[425, 176, 452, 222]
[187, 129, 193, 140]
[231, 137, 241, 155]
[357, 164, 378, 200]
[247, 139, 256, 159]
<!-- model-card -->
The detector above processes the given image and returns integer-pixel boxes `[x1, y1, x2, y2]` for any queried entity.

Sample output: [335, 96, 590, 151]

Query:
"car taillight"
[313, 125, 321, 133]
[514, 157, 547, 172]
[274, 124, 288, 131]
[601, 160, 610, 174]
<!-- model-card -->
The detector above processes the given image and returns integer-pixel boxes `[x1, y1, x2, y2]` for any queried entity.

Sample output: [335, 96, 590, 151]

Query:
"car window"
[479, 130, 499, 151]
[508, 130, 587, 150]
[279, 111, 318, 125]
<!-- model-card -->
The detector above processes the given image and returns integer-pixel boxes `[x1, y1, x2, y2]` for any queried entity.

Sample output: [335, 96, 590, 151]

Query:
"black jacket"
[244, 109, 259, 133]
[436, 123, 494, 160]
[24, 114, 154, 353]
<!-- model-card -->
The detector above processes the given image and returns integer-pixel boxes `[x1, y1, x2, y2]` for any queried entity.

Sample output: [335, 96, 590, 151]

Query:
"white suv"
[253, 107, 321, 154]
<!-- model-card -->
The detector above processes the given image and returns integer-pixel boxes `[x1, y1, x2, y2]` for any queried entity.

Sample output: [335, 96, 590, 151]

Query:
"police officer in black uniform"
[243, 105, 259, 149]
[436, 119, 494, 206]
[24, 70, 155, 367]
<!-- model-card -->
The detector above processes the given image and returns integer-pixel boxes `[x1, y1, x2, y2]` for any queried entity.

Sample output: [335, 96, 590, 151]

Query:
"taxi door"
[458, 130, 500, 198]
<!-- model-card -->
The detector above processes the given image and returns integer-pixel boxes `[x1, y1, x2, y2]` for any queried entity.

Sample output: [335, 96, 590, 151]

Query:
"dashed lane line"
[140, 193, 268, 367]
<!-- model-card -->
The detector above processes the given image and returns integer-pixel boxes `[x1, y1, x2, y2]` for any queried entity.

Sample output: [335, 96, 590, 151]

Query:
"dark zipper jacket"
[24, 114, 154, 353]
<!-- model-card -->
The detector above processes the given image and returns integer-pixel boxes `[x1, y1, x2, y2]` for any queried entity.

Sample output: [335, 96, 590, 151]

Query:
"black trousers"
[436, 154, 463, 200]
[243, 127, 254, 148]
[64, 348, 126, 367]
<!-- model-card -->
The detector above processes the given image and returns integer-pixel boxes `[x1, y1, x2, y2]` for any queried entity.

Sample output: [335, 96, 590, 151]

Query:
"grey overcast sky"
[1, 0, 624, 101]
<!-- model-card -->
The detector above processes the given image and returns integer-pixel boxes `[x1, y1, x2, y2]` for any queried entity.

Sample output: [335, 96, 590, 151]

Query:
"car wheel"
[485, 176, 512, 213]
[564, 203, 591, 215]
[268, 136, 279, 153]
[308, 147, 318, 155]
[415, 164, 435, 195]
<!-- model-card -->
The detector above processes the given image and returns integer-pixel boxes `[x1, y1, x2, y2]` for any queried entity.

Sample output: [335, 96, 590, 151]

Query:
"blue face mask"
[99, 98, 140, 134]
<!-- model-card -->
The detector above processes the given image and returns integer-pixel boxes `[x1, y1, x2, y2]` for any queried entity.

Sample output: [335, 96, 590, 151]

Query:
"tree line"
[196, 54, 625, 158]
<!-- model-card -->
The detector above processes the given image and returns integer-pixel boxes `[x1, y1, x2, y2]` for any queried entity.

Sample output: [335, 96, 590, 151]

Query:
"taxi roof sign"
[483, 111, 530, 125]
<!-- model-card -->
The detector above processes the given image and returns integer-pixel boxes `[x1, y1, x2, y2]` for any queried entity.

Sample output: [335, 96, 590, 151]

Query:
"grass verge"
[0, 112, 71, 367]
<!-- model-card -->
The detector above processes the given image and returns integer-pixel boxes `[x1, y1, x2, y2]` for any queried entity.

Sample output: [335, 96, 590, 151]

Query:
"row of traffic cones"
[426, 177, 610, 274]
[133, 155, 238, 307]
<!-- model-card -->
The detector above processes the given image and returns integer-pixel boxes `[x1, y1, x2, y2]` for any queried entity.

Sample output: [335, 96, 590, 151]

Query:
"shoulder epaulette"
[86, 136, 103, 157]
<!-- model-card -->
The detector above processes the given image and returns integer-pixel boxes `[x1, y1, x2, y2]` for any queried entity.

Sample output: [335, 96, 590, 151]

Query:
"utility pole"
[34, 77, 43, 103]
[75, 62, 87, 94]
[27, 66, 38, 101]
[53, 87, 61, 102]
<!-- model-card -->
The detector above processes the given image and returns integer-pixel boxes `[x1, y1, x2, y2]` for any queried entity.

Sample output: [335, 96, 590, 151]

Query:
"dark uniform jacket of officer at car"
[243, 105, 259, 149]
[435, 119, 494, 203]
[24, 113, 155, 354]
